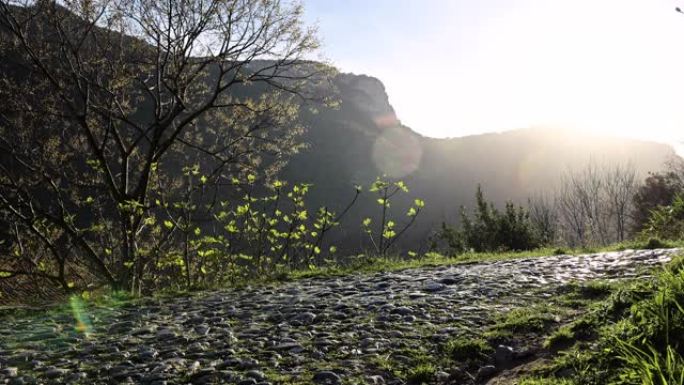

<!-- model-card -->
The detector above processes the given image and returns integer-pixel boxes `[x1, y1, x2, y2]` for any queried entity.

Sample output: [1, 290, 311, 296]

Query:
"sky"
[303, 0, 684, 152]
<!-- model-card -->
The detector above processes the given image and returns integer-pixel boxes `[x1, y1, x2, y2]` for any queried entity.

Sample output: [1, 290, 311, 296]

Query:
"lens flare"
[373, 112, 400, 129]
[69, 295, 92, 338]
[371, 124, 422, 178]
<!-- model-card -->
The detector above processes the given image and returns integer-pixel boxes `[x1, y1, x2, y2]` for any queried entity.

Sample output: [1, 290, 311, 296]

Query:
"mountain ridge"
[280, 71, 677, 249]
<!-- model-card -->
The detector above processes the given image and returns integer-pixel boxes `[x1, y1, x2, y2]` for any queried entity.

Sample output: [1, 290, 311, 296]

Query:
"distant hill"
[281, 73, 677, 250]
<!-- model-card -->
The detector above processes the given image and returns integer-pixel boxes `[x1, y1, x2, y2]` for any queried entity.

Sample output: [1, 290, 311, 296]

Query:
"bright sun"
[331, 0, 684, 154]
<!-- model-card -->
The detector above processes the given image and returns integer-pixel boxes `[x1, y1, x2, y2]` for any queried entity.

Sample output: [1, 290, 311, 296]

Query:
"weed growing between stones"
[406, 363, 437, 384]
[445, 337, 494, 362]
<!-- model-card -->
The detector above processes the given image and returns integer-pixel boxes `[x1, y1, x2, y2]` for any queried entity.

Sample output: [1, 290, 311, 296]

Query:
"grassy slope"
[516, 256, 684, 385]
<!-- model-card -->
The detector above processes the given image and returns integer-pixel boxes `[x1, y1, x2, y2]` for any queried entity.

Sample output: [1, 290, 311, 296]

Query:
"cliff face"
[281, 72, 677, 248]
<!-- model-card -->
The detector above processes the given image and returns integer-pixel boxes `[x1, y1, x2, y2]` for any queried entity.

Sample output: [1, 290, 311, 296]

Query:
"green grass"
[491, 304, 566, 333]
[544, 325, 575, 350]
[523, 255, 684, 385]
[482, 328, 515, 345]
[406, 363, 437, 385]
[444, 336, 494, 361]
[593, 237, 684, 252]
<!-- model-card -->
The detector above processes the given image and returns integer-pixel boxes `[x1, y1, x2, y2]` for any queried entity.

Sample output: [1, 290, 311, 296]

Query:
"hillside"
[280, 73, 676, 249]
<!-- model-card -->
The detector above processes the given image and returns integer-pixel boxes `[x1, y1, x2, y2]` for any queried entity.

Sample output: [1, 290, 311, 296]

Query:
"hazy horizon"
[304, 0, 684, 154]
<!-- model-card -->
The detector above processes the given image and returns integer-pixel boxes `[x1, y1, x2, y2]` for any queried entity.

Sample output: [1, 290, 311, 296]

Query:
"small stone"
[477, 365, 497, 380]
[66, 372, 88, 382]
[495, 345, 514, 366]
[273, 343, 304, 352]
[294, 312, 316, 325]
[156, 328, 177, 340]
[391, 306, 413, 316]
[435, 371, 450, 381]
[313, 371, 341, 384]
[45, 368, 68, 379]
[438, 277, 462, 285]
[2, 367, 18, 377]
[245, 370, 266, 381]
[423, 282, 445, 292]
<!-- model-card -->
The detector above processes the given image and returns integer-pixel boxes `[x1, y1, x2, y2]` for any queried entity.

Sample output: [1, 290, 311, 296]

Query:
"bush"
[640, 194, 684, 242]
[436, 185, 541, 254]
[643, 238, 671, 250]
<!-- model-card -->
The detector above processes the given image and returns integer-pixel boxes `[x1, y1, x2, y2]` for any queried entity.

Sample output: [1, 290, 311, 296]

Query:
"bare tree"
[0, 0, 327, 293]
[604, 163, 637, 242]
[557, 175, 587, 247]
[528, 193, 558, 245]
[555, 161, 639, 247]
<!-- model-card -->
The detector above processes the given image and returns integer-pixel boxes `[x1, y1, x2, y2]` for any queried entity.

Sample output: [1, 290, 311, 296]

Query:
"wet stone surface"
[0, 249, 678, 384]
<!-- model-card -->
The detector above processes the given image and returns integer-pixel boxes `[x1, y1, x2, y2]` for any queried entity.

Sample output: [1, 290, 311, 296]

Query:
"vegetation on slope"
[520, 256, 684, 385]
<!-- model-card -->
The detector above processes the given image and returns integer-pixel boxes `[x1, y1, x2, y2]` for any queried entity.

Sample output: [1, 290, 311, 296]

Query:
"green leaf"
[414, 199, 425, 208]
[236, 204, 250, 216]
[163, 220, 174, 229]
[362, 218, 372, 227]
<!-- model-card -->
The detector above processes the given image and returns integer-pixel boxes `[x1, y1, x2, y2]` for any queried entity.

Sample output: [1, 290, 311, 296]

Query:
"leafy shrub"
[641, 194, 684, 241]
[633, 171, 684, 233]
[361, 177, 424, 257]
[643, 238, 672, 250]
[436, 185, 541, 254]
